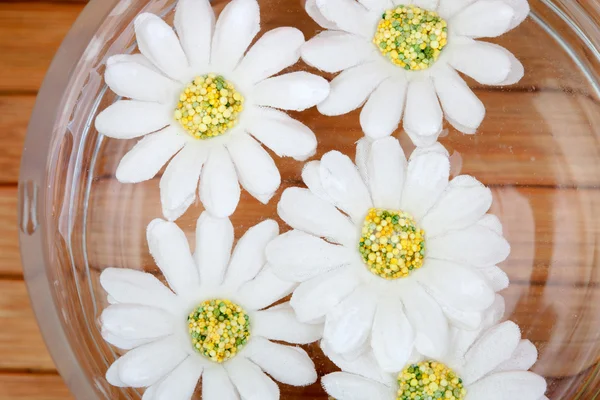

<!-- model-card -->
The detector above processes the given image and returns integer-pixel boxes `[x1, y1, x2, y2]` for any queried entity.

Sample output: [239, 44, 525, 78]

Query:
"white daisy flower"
[302, 0, 529, 146]
[321, 297, 548, 400]
[100, 213, 322, 399]
[95, 0, 330, 220]
[266, 136, 511, 371]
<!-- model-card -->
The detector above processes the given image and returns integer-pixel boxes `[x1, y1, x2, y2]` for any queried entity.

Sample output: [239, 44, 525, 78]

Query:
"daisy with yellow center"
[100, 213, 321, 398]
[302, 0, 529, 144]
[269, 137, 509, 366]
[96, 0, 329, 221]
[321, 314, 547, 400]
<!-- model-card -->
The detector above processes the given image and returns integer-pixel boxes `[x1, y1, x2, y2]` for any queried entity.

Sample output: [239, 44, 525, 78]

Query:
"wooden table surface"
[0, 1, 84, 398]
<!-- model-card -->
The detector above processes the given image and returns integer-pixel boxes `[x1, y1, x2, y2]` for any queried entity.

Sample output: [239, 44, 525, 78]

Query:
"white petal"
[142, 384, 158, 400]
[372, 298, 414, 372]
[105, 56, 179, 102]
[118, 336, 188, 387]
[400, 149, 449, 220]
[211, 0, 260, 71]
[462, 321, 521, 384]
[147, 219, 199, 295]
[154, 357, 203, 400]
[100, 268, 178, 312]
[246, 337, 317, 386]
[202, 366, 239, 400]
[301, 31, 374, 74]
[174, 0, 214, 68]
[246, 106, 317, 161]
[452, 0, 514, 38]
[324, 286, 377, 355]
[320, 151, 373, 223]
[441, 306, 482, 330]
[359, 0, 392, 10]
[466, 371, 547, 400]
[253, 303, 323, 344]
[267, 230, 355, 282]
[194, 212, 234, 287]
[106, 359, 128, 387]
[322, 372, 394, 400]
[477, 265, 510, 291]
[403, 78, 443, 146]
[278, 187, 356, 247]
[502, 0, 531, 30]
[226, 357, 279, 400]
[95, 100, 170, 139]
[321, 341, 394, 386]
[360, 77, 407, 139]
[253, 71, 330, 111]
[116, 128, 186, 184]
[449, 40, 513, 85]
[421, 175, 492, 237]
[290, 266, 361, 322]
[225, 220, 279, 288]
[494, 339, 538, 373]
[237, 27, 304, 84]
[160, 144, 208, 221]
[302, 160, 333, 202]
[305, 0, 340, 30]
[413, 0, 439, 8]
[101, 304, 173, 342]
[367, 136, 407, 209]
[477, 214, 503, 235]
[134, 13, 188, 81]
[416, 259, 495, 311]
[494, 44, 525, 85]
[437, 0, 476, 18]
[355, 137, 371, 183]
[428, 224, 511, 267]
[227, 134, 280, 202]
[317, 62, 388, 116]
[400, 284, 448, 359]
[199, 146, 240, 218]
[433, 65, 485, 134]
[103, 331, 155, 351]
[316, 0, 379, 38]
[237, 267, 296, 310]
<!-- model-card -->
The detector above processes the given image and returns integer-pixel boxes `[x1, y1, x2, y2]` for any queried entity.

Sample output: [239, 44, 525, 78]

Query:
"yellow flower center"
[187, 298, 250, 363]
[374, 5, 448, 71]
[359, 208, 425, 280]
[174, 74, 244, 139]
[397, 361, 466, 400]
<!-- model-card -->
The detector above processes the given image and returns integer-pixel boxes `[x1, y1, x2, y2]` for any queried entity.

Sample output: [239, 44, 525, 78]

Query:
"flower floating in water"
[267, 136, 511, 369]
[96, 0, 329, 220]
[303, 0, 529, 145]
[321, 298, 548, 400]
[100, 213, 322, 398]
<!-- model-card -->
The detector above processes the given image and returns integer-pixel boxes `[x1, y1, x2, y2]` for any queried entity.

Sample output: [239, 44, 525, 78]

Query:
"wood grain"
[0, 280, 56, 371]
[0, 374, 71, 400]
[0, 96, 32, 183]
[0, 188, 20, 276]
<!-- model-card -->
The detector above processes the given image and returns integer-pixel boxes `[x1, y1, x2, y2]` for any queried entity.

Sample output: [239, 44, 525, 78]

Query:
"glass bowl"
[18, 0, 600, 398]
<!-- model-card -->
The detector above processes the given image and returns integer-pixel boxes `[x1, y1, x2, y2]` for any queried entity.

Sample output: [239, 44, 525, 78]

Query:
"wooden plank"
[0, 96, 32, 183]
[0, 374, 71, 400]
[0, 187, 21, 276]
[0, 280, 56, 371]
[0, 0, 594, 93]
[0, 3, 85, 92]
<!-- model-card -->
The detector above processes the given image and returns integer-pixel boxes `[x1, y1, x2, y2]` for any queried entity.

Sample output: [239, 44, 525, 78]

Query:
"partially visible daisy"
[100, 213, 322, 399]
[96, 0, 329, 220]
[267, 136, 510, 370]
[321, 297, 548, 400]
[302, 0, 529, 146]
